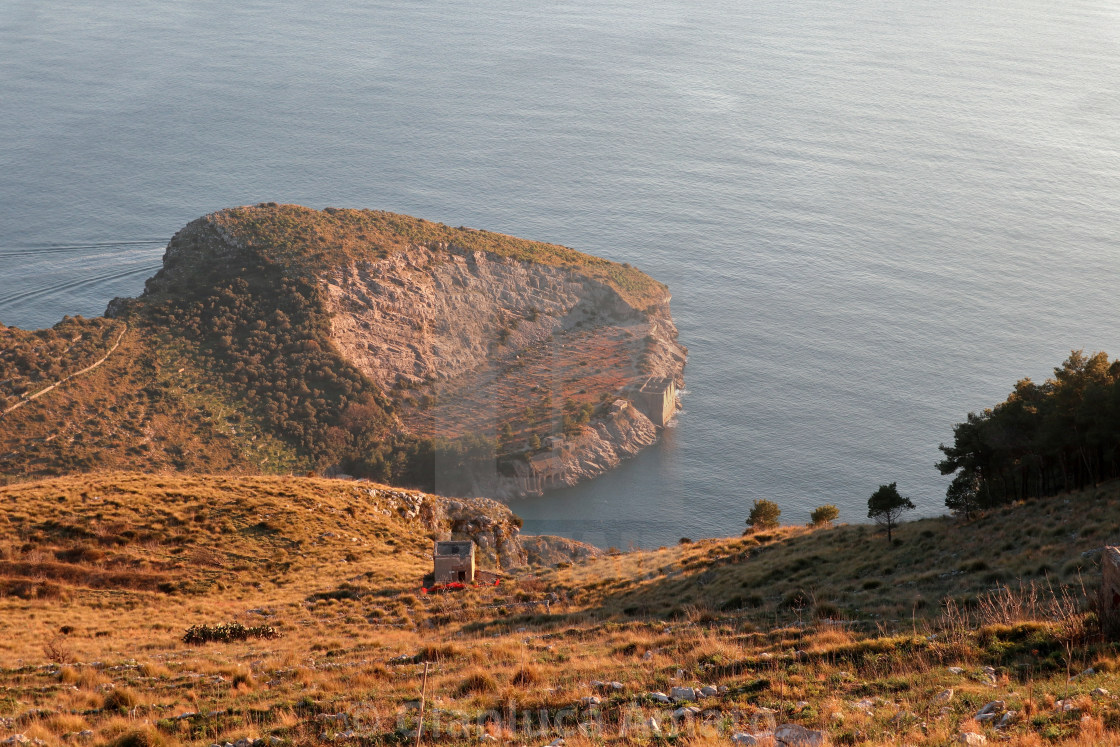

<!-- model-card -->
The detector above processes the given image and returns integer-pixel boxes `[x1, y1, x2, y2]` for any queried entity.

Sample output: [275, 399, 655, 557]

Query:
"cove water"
[3, 0, 1120, 548]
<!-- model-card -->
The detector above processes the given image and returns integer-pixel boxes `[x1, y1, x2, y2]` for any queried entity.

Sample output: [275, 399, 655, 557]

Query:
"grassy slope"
[2, 473, 1120, 746]
[543, 485, 1113, 628]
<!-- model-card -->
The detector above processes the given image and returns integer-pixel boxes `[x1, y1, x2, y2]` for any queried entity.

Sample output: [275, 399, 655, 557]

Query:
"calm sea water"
[3, 0, 1120, 548]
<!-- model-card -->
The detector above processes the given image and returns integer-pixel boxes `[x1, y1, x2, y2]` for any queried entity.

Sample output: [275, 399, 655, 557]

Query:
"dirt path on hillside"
[1, 324, 128, 418]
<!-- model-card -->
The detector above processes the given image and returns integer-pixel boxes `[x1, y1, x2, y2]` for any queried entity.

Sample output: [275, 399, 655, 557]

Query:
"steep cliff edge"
[322, 241, 686, 497]
[6, 203, 684, 494]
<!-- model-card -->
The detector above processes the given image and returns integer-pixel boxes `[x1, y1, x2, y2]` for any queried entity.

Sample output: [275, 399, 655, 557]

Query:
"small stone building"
[634, 376, 678, 427]
[433, 540, 475, 584]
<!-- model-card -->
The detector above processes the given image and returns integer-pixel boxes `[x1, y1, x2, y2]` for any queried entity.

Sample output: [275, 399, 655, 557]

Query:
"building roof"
[434, 540, 474, 557]
[639, 376, 675, 393]
[529, 452, 563, 474]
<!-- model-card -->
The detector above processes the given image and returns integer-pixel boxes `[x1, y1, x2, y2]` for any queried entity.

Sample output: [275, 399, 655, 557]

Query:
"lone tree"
[867, 482, 914, 543]
[810, 504, 840, 527]
[746, 499, 781, 531]
[944, 472, 981, 519]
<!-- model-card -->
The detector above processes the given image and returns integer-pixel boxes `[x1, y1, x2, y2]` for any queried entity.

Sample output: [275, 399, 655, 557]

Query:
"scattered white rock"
[672, 706, 701, 720]
[648, 692, 672, 704]
[948, 667, 965, 675]
[700, 686, 719, 697]
[1093, 687, 1110, 697]
[774, 723, 824, 746]
[479, 735, 498, 743]
[670, 686, 697, 702]
[580, 696, 600, 707]
[934, 689, 953, 704]
[609, 681, 624, 691]
[957, 732, 986, 746]
[731, 734, 759, 746]
[645, 718, 661, 736]
[997, 711, 1017, 729]
[976, 700, 1004, 719]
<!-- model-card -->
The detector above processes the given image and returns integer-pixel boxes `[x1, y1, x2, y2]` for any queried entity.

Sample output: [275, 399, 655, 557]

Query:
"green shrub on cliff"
[746, 499, 781, 531]
[810, 504, 840, 526]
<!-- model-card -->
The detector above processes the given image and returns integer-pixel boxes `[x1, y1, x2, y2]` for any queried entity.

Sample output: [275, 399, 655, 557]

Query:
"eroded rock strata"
[323, 243, 686, 497]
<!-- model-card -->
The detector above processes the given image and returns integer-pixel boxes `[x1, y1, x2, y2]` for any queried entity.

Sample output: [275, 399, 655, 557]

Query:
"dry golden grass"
[1, 472, 1120, 745]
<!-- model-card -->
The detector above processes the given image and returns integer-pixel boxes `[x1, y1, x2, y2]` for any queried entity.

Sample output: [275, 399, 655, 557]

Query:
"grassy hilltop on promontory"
[0, 204, 685, 492]
[1, 472, 1120, 746]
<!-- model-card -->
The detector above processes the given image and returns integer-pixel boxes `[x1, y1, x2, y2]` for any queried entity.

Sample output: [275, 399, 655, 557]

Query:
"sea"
[3, 0, 1120, 548]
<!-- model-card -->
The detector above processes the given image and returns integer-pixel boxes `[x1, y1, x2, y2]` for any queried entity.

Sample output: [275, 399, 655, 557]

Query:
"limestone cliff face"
[323, 242, 686, 498]
[324, 244, 641, 389]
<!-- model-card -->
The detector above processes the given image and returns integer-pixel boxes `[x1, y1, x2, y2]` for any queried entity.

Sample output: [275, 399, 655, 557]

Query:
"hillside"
[0, 204, 686, 492]
[2, 473, 1120, 746]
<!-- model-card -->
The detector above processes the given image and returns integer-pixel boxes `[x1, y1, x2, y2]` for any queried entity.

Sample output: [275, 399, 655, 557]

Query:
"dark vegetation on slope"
[0, 317, 122, 411]
[0, 319, 296, 480]
[131, 215, 415, 482]
[939, 350, 1120, 515]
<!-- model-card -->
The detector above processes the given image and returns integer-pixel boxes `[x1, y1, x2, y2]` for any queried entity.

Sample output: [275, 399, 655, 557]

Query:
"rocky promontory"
[5, 203, 685, 494]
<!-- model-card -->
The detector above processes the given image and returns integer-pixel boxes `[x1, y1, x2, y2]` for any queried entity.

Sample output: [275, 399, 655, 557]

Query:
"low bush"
[182, 622, 280, 644]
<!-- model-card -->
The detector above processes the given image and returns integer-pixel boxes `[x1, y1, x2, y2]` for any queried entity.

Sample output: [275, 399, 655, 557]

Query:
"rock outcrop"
[324, 244, 640, 388]
[520, 534, 605, 566]
[323, 242, 686, 498]
[422, 495, 527, 569]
